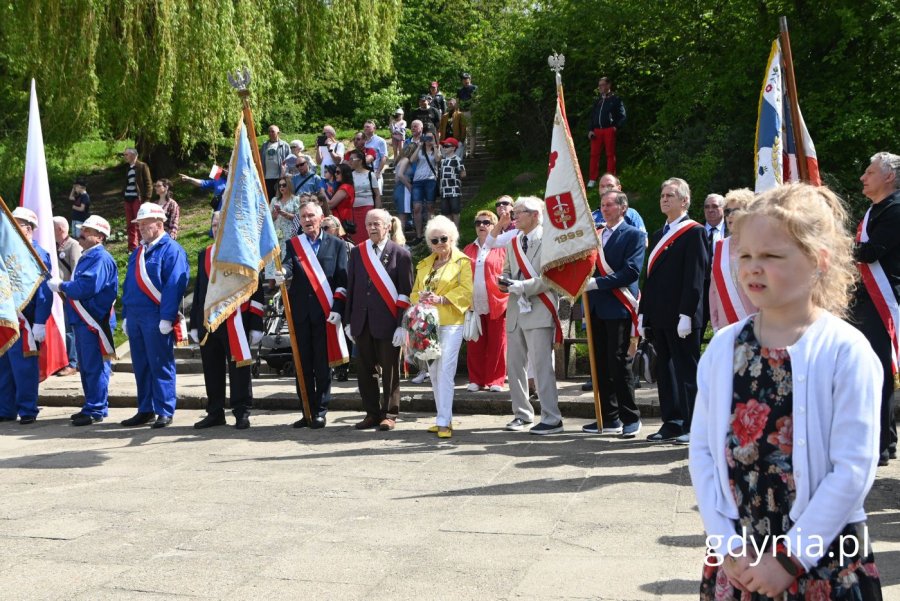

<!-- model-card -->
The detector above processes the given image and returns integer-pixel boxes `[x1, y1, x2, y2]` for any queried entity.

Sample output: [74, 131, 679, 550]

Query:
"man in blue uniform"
[120, 203, 189, 428]
[190, 212, 265, 430]
[0, 208, 52, 424]
[48, 215, 118, 426]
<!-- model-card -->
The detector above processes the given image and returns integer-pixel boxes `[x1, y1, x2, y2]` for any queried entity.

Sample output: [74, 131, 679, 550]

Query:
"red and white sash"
[69, 300, 117, 361]
[16, 312, 38, 357]
[595, 241, 640, 335]
[135, 244, 189, 346]
[289, 235, 349, 367]
[359, 240, 411, 314]
[511, 235, 563, 346]
[857, 208, 900, 385]
[710, 237, 751, 326]
[647, 218, 701, 275]
[204, 247, 264, 366]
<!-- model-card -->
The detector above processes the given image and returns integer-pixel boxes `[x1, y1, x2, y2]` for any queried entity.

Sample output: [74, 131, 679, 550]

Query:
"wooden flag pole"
[779, 16, 810, 183]
[229, 79, 313, 423]
[549, 54, 604, 431]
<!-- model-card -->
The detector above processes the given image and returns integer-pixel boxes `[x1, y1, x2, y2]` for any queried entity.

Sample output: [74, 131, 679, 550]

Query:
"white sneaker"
[466, 383, 481, 392]
[488, 385, 503, 392]
[411, 371, 428, 384]
[587, 180, 597, 188]
[674, 433, 691, 444]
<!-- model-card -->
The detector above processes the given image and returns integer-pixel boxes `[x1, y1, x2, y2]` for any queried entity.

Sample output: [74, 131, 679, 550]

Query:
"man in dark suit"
[701, 193, 725, 333]
[583, 191, 646, 437]
[851, 151, 900, 466]
[638, 178, 709, 443]
[345, 208, 413, 431]
[189, 212, 265, 430]
[283, 201, 349, 429]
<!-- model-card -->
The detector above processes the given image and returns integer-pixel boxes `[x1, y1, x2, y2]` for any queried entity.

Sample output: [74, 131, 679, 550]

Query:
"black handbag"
[631, 338, 658, 384]
[341, 219, 357, 235]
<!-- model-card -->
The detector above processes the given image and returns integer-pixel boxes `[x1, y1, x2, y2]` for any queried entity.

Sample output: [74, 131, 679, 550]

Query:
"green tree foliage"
[473, 0, 900, 210]
[0, 0, 401, 156]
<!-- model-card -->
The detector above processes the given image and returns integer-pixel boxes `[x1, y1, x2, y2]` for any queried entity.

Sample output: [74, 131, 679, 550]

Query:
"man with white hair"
[345, 208, 413, 430]
[0, 208, 52, 424]
[120, 203, 190, 428]
[500, 196, 564, 434]
[638, 178, 708, 443]
[282, 201, 349, 430]
[851, 151, 900, 466]
[47, 215, 118, 425]
[54, 216, 82, 376]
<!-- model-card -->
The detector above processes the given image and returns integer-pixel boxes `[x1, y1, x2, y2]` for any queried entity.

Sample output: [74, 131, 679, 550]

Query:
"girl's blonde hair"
[732, 183, 857, 317]
[389, 216, 407, 246]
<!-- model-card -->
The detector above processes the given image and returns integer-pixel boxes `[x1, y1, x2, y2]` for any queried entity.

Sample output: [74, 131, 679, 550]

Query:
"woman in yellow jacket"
[411, 215, 473, 438]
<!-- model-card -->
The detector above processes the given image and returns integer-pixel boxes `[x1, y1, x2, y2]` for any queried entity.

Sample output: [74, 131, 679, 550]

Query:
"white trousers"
[428, 325, 464, 427]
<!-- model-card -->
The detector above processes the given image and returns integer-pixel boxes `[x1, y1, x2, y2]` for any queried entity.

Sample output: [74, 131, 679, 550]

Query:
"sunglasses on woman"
[430, 236, 449, 244]
[495, 201, 511, 208]
[279, 183, 288, 188]
[474, 220, 492, 226]
[322, 225, 331, 231]
[723, 208, 742, 217]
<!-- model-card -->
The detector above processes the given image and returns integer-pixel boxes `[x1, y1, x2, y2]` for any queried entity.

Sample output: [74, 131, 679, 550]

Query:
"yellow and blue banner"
[0, 202, 47, 357]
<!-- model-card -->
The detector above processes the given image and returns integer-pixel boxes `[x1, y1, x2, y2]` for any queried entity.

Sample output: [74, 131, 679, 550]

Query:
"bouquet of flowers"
[402, 301, 441, 362]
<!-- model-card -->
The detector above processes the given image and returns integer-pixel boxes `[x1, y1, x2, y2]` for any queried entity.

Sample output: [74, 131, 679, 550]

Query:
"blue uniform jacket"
[22, 243, 52, 326]
[586, 223, 645, 321]
[121, 234, 189, 321]
[59, 245, 119, 329]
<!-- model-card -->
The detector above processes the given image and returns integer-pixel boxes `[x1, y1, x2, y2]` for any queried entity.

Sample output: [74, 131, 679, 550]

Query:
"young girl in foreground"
[689, 184, 883, 600]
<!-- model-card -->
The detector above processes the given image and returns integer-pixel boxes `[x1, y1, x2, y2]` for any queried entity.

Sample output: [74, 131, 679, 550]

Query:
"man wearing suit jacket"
[583, 191, 646, 437]
[190, 212, 266, 430]
[638, 178, 708, 443]
[500, 196, 564, 435]
[283, 201, 349, 429]
[701, 193, 725, 333]
[345, 209, 414, 431]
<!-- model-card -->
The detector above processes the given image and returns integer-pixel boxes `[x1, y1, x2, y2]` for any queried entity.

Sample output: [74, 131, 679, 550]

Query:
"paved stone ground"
[1, 405, 898, 600]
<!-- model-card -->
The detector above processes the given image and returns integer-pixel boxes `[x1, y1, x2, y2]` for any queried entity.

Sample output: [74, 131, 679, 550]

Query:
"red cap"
[441, 137, 459, 148]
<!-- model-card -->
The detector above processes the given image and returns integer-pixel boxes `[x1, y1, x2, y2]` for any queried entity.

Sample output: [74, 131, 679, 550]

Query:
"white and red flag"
[540, 74, 600, 299]
[21, 79, 69, 379]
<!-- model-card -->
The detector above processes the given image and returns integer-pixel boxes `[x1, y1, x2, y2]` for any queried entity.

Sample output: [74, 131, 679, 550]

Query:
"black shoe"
[333, 365, 349, 382]
[19, 416, 37, 425]
[890, 448, 897, 460]
[121, 412, 155, 427]
[194, 412, 226, 429]
[292, 417, 309, 428]
[647, 422, 683, 442]
[581, 380, 593, 392]
[235, 414, 250, 430]
[878, 450, 890, 467]
[0, 416, 16, 422]
[151, 416, 173, 429]
[72, 414, 103, 427]
[310, 416, 326, 429]
[70, 411, 82, 420]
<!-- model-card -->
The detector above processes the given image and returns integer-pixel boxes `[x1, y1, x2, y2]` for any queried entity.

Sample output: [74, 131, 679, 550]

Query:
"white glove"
[121, 318, 128, 334]
[677, 314, 692, 338]
[47, 277, 62, 293]
[159, 320, 174, 335]
[326, 311, 341, 325]
[637, 314, 645, 338]
[273, 269, 286, 286]
[249, 330, 264, 346]
[584, 278, 598, 292]
[189, 329, 199, 344]
[507, 280, 525, 295]
[391, 327, 405, 348]
[343, 324, 354, 343]
[32, 323, 46, 343]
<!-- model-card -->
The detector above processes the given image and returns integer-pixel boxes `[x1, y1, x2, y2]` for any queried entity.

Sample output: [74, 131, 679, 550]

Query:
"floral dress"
[700, 320, 881, 601]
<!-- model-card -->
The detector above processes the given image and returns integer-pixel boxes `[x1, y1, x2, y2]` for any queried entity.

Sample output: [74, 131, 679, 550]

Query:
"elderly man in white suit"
[499, 196, 563, 435]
